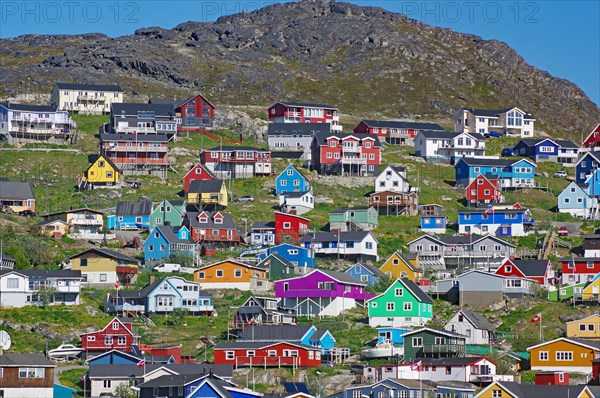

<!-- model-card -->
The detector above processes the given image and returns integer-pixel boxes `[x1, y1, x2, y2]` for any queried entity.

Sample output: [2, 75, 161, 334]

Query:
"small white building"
[396, 357, 508, 384]
[0, 102, 77, 144]
[445, 309, 496, 346]
[51, 82, 123, 114]
[454, 107, 535, 137]
[0, 270, 82, 308]
[279, 191, 314, 215]
[299, 231, 379, 262]
[374, 165, 413, 193]
[414, 131, 486, 164]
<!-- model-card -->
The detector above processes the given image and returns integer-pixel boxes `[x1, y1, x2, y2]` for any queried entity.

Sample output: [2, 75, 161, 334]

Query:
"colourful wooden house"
[495, 258, 554, 287]
[79, 154, 121, 190]
[466, 174, 503, 205]
[403, 327, 466, 361]
[137, 373, 255, 398]
[32, 219, 69, 238]
[174, 94, 215, 131]
[560, 257, 600, 284]
[475, 381, 593, 398]
[513, 138, 579, 166]
[528, 337, 600, 373]
[107, 199, 152, 230]
[80, 317, 139, 353]
[582, 123, 600, 149]
[575, 151, 600, 185]
[276, 165, 310, 195]
[236, 324, 335, 354]
[455, 157, 536, 188]
[345, 262, 385, 287]
[566, 314, 600, 339]
[0, 180, 36, 214]
[213, 341, 321, 367]
[68, 248, 139, 288]
[420, 204, 447, 233]
[185, 179, 228, 210]
[367, 278, 433, 327]
[275, 269, 373, 317]
[548, 282, 585, 301]
[233, 296, 296, 326]
[143, 225, 196, 263]
[379, 252, 422, 281]
[258, 243, 316, 269]
[149, 199, 186, 230]
[310, 131, 381, 176]
[249, 221, 276, 246]
[274, 211, 310, 244]
[183, 210, 240, 247]
[193, 259, 268, 290]
[558, 181, 598, 219]
[257, 253, 295, 281]
[329, 206, 378, 232]
[582, 273, 600, 301]
[458, 206, 535, 237]
[183, 163, 217, 193]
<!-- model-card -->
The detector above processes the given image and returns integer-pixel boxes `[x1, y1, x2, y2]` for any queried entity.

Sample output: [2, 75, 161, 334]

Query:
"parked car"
[554, 171, 568, 178]
[501, 148, 515, 157]
[484, 131, 503, 138]
[18, 209, 36, 217]
[153, 263, 182, 273]
[236, 196, 255, 203]
[321, 360, 334, 367]
[557, 227, 569, 237]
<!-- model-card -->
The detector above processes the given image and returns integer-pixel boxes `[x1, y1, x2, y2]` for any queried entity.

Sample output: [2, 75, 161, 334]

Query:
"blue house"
[458, 206, 535, 237]
[558, 181, 598, 219]
[420, 204, 447, 234]
[329, 379, 441, 398]
[576, 152, 600, 184]
[237, 324, 335, 354]
[250, 221, 276, 246]
[53, 384, 77, 398]
[513, 138, 579, 166]
[258, 243, 316, 269]
[107, 199, 153, 230]
[455, 157, 536, 188]
[144, 225, 196, 263]
[138, 373, 261, 398]
[376, 327, 410, 344]
[345, 262, 385, 287]
[276, 165, 310, 195]
[87, 349, 143, 366]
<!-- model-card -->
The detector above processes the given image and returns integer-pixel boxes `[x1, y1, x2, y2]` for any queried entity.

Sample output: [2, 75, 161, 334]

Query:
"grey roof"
[109, 278, 164, 300]
[0, 253, 15, 262]
[299, 231, 372, 244]
[155, 226, 195, 245]
[89, 363, 232, 379]
[516, 138, 578, 149]
[402, 327, 467, 339]
[463, 107, 534, 119]
[237, 324, 313, 341]
[260, 253, 294, 269]
[400, 278, 433, 304]
[276, 101, 337, 109]
[421, 356, 488, 366]
[564, 337, 600, 350]
[395, 252, 421, 272]
[493, 382, 589, 398]
[0, 353, 55, 367]
[316, 268, 367, 286]
[555, 139, 579, 149]
[268, 123, 332, 136]
[111, 102, 175, 117]
[68, 248, 139, 263]
[44, 207, 105, 218]
[458, 208, 527, 214]
[55, 82, 122, 91]
[0, 181, 35, 200]
[251, 221, 275, 230]
[457, 157, 534, 167]
[115, 199, 153, 217]
[100, 133, 170, 143]
[187, 179, 225, 194]
[312, 131, 382, 147]
[0, 102, 57, 112]
[359, 120, 445, 131]
[19, 270, 82, 279]
[281, 191, 311, 199]
[512, 260, 549, 277]
[185, 211, 236, 230]
[138, 373, 233, 393]
[215, 341, 316, 350]
[330, 206, 372, 214]
[389, 165, 407, 174]
[207, 145, 268, 151]
[418, 130, 485, 140]
[349, 262, 385, 277]
[461, 310, 496, 331]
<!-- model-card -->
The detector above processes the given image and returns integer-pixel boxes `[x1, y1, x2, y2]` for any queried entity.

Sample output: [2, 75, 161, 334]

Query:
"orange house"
[527, 337, 600, 373]
[194, 259, 269, 291]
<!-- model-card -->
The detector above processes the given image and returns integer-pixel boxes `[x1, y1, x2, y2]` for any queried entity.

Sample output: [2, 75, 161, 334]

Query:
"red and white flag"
[411, 360, 422, 371]
[115, 280, 119, 290]
[136, 359, 145, 368]
[245, 318, 255, 327]
[530, 313, 542, 323]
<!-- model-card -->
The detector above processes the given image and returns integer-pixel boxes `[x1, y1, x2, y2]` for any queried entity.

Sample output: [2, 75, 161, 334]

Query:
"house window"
[18, 368, 45, 378]
[117, 336, 126, 345]
[386, 302, 395, 311]
[87, 336, 96, 342]
[112, 322, 119, 330]
[371, 302, 377, 308]
[6, 278, 19, 288]
[412, 337, 423, 347]
[268, 350, 277, 357]
[287, 169, 294, 176]
[404, 302, 412, 311]
[283, 222, 291, 229]
[492, 390, 502, 398]
[216, 270, 224, 277]
[395, 288, 403, 296]
[555, 351, 573, 361]
[589, 324, 595, 331]
[226, 351, 235, 360]
[246, 350, 256, 357]
[100, 274, 107, 282]
[197, 272, 205, 279]
[445, 367, 452, 375]
[234, 269, 242, 278]
[104, 336, 113, 345]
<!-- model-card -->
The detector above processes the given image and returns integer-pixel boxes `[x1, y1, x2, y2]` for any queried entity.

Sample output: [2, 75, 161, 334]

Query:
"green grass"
[58, 367, 87, 397]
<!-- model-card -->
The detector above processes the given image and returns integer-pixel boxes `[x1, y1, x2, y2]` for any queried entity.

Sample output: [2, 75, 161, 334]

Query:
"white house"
[414, 131, 486, 164]
[279, 191, 314, 215]
[299, 231, 379, 262]
[395, 357, 508, 384]
[51, 82, 123, 114]
[454, 107, 535, 137]
[0, 270, 82, 307]
[0, 270, 29, 308]
[374, 165, 413, 193]
[0, 102, 77, 144]
[444, 309, 496, 346]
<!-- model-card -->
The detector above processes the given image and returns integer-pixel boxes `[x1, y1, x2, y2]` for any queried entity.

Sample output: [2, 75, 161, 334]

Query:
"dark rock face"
[1, 0, 598, 136]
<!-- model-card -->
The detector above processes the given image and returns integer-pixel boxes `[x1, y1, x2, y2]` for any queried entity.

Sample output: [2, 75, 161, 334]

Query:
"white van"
[153, 263, 182, 273]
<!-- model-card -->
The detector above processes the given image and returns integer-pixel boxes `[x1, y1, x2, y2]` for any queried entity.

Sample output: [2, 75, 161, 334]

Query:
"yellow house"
[42, 208, 109, 240]
[567, 314, 600, 339]
[379, 252, 422, 281]
[476, 381, 593, 397]
[80, 154, 120, 190]
[32, 219, 69, 238]
[582, 275, 600, 302]
[186, 179, 228, 209]
[527, 337, 600, 373]
[0, 181, 36, 213]
[194, 259, 268, 291]
[68, 248, 139, 288]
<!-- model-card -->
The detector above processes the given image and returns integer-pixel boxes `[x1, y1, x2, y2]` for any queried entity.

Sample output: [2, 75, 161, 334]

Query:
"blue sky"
[1, 0, 598, 105]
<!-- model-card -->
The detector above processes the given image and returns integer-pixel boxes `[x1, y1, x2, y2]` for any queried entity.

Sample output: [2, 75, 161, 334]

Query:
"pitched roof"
[299, 231, 373, 244]
[207, 145, 268, 151]
[18, 269, 82, 279]
[68, 248, 139, 263]
[44, 207, 105, 217]
[0, 353, 55, 367]
[527, 337, 600, 352]
[275, 101, 337, 109]
[349, 262, 385, 277]
[460, 310, 496, 331]
[0, 181, 35, 200]
[197, 258, 266, 272]
[457, 157, 535, 167]
[187, 179, 225, 193]
[317, 268, 368, 286]
[100, 133, 170, 143]
[418, 130, 485, 140]
[420, 356, 491, 366]
[488, 381, 590, 398]
[115, 199, 153, 217]
[251, 221, 275, 230]
[0, 102, 57, 112]
[394, 252, 422, 272]
[268, 123, 332, 136]
[111, 102, 175, 116]
[359, 120, 445, 131]
[154, 226, 195, 245]
[237, 324, 313, 341]
[462, 107, 534, 119]
[512, 260, 549, 277]
[402, 327, 466, 339]
[214, 341, 317, 350]
[89, 154, 121, 173]
[55, 82, 122, 91]
[312, 131, 381, 147]
[281, 191, 312, 199]
[185, 211, 236, 230]
[399, 278, 433, 304]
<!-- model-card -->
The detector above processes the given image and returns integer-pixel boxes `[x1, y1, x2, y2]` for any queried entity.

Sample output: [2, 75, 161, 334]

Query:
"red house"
[560, 257, 600, 284]
[466, 174, 503, 205]
[182, 210, 240, 247]
[582, 124, 600, 148]
[176, 94, 215, 131]
[311, 131, 382, 176]
[353, 120, 445, 145]
[268, 102, 341, 131]
[213, 341, 321, 367]
[201, 146, 272, 179]
[80, 317, 139, 353]
[535, 371, 569, 385]
[100, 133, 170, 180]
[495, 258, 554, 287]
[183, 163, 217, 193]
[275, 211, 310, 245]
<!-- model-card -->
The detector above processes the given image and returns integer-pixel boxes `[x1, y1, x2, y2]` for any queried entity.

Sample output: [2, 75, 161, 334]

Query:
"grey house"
[267, 123, 331, 160]
[109, 103, 178, 139]
[407, 234, 516, 269]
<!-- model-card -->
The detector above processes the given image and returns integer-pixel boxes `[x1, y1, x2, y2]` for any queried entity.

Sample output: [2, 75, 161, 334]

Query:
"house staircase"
[346, 220, 363, 232]
[238, 246, 268, 258]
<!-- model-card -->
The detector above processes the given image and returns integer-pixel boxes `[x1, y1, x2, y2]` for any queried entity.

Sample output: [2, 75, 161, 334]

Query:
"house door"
[593, 285, 599, 296]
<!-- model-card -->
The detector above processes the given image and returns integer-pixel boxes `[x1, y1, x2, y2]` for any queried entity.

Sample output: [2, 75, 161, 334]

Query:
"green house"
[548, 282, 585, 301]
[257, 253, 295, 281]
[402, 327, 466, 361]
[329, 206, 378, 232]
[150, 199, 186, 230]
[367, 278, 433, 328]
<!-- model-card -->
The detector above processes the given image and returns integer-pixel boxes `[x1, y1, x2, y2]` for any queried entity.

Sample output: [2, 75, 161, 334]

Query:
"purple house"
[275, 269, 374, 317]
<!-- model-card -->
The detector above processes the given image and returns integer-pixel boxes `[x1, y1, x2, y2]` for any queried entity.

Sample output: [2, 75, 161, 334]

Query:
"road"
[551, 221, 583, 237]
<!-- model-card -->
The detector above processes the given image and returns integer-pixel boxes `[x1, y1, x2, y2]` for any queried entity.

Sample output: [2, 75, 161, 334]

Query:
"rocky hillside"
[1, 0, 598, 137]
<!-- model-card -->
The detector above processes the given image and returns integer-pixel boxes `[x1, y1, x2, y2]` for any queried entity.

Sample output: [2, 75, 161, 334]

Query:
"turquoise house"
[54, 384, 76, 398]
[149, 199, 186, 229]
[329, 206, 378, 232]
[455, 157, 536, 188]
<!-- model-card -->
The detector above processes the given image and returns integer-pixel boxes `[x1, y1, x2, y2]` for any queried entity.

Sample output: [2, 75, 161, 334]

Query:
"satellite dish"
[0, 330, 11, 350]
